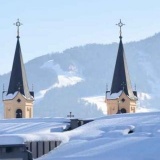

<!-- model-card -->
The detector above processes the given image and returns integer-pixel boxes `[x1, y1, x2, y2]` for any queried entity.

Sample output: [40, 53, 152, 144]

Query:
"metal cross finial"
[32, 84, 34, 91]
[3, 83, 5, 92]
[14, 19, 22, 38]
[116, 19, 125, 39]
[67, 112, 74, 118]
[106, 83, 108, 91]
[17, 82, 22, 91]
[134, 84, 137, 91]
[121, 82, 126, 91]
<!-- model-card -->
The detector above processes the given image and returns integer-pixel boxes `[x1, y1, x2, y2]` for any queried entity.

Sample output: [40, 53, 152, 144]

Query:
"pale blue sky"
[0, 0, 160, 74]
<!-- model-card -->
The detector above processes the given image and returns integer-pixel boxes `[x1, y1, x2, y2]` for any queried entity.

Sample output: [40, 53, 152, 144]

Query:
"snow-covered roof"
[39, 112, 160, 160]
[106, 90, 138, 100]
[0, 117, 70, 145]
[3, 91, 18, 100]
[106, 90, 122, 99]
[3, 91, 34, 100]
[1, 112, 160, 159]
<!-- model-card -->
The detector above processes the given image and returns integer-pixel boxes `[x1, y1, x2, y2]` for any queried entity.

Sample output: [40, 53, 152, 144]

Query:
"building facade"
[105, 20, 138, 115]
[3, 19, 34, 119]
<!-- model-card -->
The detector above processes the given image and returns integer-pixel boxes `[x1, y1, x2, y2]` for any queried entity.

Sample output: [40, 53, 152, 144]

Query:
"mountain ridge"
[1, 32, 160, 118]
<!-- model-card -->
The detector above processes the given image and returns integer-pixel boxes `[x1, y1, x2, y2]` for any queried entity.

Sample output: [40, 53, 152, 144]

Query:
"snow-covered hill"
[39, 112, 160, 160]
[1, 33, 160, 118]
[1, 112, 160, 160]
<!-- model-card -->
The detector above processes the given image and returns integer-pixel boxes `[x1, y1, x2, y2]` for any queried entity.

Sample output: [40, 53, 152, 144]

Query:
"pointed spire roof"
[7, 19, 32, 99]
[110, 20, 136, 99]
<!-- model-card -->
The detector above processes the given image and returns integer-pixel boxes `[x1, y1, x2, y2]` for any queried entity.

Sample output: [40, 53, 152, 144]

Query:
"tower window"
[121, 98, 125, 102]
[16, 109, 22, 118]
[121, 108, 127, 113]
[17, 99, 21, 103]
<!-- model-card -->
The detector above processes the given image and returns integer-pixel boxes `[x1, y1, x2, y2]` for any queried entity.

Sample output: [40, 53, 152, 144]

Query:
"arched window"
[121, 108, 127, 113]
[16, 109, 22, 118]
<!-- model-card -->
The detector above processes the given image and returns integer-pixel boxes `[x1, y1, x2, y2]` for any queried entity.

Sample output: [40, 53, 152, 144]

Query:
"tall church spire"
[105, 20, 137, 115]
[3, 19, 34, 119]
[110, 19, 136, 99]
[7, 19, 32, 99]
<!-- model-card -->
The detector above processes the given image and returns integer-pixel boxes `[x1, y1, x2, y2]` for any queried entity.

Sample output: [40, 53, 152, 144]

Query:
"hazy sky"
[0, 0, 160, 74]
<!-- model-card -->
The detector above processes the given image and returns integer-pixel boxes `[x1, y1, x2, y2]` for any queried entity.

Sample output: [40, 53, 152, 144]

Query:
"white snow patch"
[3, 91, 18, 100]
[0, 135, 24, 145]
[0, 134, 68, 145]
[81, 96, 107, 114]
[41, 60, 79, 76]
[0, 117, 70, 145]
[3, 91, 33, 100]
[136, 107, 150, 113]
[35, 90, 48, 100]
[36, 61, 84, 100]
[35, 75, 83, 100]
[136, 92, 155, 112]
[53, 75, 83, 88]
[106, 90, 122, 99]
[138, 92, 152, 101]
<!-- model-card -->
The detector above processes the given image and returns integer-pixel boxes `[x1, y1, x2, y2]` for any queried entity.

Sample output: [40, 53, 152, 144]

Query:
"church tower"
[3, 19, 34, 119]
[105, 20, 138, 115]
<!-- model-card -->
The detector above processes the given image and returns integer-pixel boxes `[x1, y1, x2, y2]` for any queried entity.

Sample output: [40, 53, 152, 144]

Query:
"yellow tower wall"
[3, 92, 34, 119]
[106, 92, 137, 115]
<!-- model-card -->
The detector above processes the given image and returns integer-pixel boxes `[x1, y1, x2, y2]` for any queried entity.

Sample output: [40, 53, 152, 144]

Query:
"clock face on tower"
[17, 99, 21, 103]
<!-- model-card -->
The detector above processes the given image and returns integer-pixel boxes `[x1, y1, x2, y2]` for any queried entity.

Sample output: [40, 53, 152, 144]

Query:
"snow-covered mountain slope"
[1, 33, 160, 118]
[38, 112, 160, 160]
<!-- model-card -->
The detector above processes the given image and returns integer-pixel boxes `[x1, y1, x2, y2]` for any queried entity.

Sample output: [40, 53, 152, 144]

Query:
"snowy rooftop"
[3, 91, 34, 100]
[1, 112, 160, 159]
[106, 90, 137, 100]
[106, 90, 122, 99]
[0, 117, 70, 145]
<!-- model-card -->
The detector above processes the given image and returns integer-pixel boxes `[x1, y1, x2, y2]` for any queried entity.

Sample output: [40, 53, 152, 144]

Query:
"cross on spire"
[106, 83, 108, 91]
[17, 82, 22, 91]
[121, 82, 126, 91]
[116, 19, 125, 39]
[67, 112, 74, 118]
[134, 84, 137, 91]
[32, 84, 34, 91]
[3, 83, 5, 92]
[14, 19, 22, 38]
